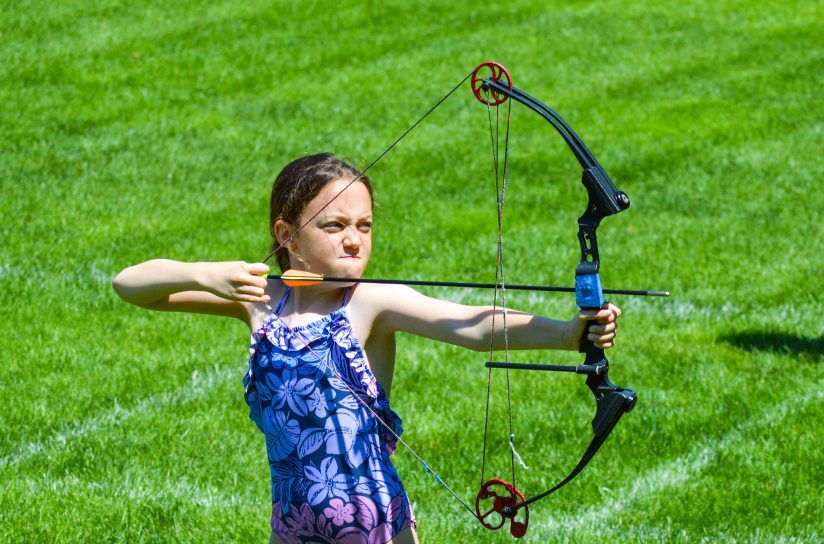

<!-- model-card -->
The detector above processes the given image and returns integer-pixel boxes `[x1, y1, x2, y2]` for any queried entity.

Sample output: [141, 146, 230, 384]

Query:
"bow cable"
[479, 87, 530, 498]
[496, 100, 530, 479]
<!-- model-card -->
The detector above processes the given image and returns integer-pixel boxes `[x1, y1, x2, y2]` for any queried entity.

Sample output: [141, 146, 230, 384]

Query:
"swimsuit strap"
[339, 286, 354, 308]
[273, 287, 291, 317]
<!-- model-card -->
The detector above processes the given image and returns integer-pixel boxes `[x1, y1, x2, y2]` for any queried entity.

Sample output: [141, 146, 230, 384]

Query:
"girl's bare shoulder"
[347, 282, 429, 333]
[349, 282, 419, 311]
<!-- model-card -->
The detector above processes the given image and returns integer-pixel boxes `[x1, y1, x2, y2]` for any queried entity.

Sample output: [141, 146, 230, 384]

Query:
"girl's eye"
[358, 223, 372, 232]
[323, 222, 344, 231]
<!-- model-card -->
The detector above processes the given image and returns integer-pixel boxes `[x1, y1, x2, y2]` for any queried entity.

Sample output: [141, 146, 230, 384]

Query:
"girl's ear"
[274, 219, 306, 269]
[274, 219, 296, 248]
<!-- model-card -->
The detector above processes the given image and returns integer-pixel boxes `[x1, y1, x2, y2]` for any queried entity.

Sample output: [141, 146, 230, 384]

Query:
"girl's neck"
[286, 285, 346, 316]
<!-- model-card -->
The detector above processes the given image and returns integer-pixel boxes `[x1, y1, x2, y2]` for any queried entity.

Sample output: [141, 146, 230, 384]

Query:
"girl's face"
[279, 178, 373, 277]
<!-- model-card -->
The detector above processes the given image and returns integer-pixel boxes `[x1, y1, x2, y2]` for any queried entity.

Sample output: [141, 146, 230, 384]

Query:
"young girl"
[113, 153, 621, 544]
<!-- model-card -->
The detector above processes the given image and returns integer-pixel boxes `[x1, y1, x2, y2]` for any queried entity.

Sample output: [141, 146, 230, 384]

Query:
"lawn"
[1, 0, 822, 542]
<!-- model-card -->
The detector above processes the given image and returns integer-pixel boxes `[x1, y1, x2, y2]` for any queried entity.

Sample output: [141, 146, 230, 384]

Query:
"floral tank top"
[243, 287, 416, 543]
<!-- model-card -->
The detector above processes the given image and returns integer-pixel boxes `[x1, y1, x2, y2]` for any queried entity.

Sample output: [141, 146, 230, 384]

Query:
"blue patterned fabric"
[244, 289, 415, 543]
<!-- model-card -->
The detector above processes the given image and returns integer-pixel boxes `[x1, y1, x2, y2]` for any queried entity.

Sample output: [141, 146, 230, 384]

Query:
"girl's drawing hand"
[200, 261, 270, 303]
[572, 303, 621, 350]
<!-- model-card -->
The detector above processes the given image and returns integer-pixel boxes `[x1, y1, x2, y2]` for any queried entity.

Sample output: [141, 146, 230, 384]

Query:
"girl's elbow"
[111, 270, 145, 306]
[111, 274, 128, 300]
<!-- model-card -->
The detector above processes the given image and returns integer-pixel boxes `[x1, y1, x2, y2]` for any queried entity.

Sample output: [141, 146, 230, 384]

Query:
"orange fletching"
[280, 269, 324, 287]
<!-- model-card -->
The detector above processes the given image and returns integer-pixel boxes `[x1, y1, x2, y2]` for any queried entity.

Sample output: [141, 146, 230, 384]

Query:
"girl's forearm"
[112, 259, 205, 307]
[482, 310, 577, 352]
[455, 306, 576, 352]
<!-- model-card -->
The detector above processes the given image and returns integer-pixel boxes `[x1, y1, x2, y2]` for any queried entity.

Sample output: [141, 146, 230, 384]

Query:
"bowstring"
[261, 71, 482, 519]
[499, 98, 529, 480]
[263, 71, 475, 265]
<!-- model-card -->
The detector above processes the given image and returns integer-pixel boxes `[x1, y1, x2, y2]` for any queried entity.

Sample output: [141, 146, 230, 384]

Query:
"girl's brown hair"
[269, 153, 373, 272]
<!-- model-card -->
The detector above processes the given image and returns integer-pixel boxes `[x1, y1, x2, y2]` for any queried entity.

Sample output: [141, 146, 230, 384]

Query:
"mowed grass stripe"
[529, 379, 824, 537]
[0, 365, 234, 472]
[7, 0, 812, 154]
[8, 471, 252, 510]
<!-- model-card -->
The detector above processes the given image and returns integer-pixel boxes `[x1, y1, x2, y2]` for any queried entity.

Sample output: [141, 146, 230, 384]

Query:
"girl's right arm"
[112, 259, 270, 327]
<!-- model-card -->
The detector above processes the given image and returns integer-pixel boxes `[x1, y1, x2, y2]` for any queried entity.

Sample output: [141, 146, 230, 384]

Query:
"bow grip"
[578, 319, 604, 362]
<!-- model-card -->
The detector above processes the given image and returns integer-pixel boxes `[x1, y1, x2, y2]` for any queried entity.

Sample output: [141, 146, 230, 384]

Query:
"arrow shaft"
[267, 274, 669, 297]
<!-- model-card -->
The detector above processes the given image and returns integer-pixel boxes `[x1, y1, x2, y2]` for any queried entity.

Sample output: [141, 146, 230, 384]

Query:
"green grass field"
[2, 0, 822, 542]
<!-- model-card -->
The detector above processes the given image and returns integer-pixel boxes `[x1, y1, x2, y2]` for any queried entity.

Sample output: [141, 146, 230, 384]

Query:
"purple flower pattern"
[325, 498, 356, 526]
[244, 300, 415, 543]
[271, 494, 415, 544]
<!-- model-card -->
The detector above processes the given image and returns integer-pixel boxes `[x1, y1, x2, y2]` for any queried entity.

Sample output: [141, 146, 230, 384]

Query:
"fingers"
[233, 262, 269, 288]
[234, 293, 272, 303]
[578, 303, 621, 350]
[244, 273, 269, 289]
[585, 315, 619, 334]
[235, 278, 271, 302]
[577, 303, 621, 323]
[587, 328, 616, 349]
[234, 262, 271, 302]
[245, 262, 271, 280]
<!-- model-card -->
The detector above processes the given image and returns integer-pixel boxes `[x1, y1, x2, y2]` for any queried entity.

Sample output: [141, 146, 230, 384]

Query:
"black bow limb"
[484, 342, 637, 514]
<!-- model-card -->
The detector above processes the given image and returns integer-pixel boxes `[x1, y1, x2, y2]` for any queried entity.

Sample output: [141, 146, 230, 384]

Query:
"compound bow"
[469, 61, 638, 538]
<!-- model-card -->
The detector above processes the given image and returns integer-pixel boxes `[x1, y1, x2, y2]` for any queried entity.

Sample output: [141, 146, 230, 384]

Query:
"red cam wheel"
[471, 62, 512, 106]
[475, 478, 529, 538]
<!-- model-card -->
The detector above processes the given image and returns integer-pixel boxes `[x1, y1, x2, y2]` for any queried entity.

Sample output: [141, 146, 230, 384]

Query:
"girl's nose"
[343, 226, 361, 248]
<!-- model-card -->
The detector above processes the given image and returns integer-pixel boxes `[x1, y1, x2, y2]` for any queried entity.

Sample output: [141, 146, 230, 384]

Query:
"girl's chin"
[333, 259, 368, 276]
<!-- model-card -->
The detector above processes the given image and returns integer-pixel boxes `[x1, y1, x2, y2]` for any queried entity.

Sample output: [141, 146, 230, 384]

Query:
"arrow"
[265, 269, 670, 297]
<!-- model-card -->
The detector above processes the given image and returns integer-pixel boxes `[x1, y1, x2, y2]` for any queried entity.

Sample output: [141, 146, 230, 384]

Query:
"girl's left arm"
[369, 284, 619, 352]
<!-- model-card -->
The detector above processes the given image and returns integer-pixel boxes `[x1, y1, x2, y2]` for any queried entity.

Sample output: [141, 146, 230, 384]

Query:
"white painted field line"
[529, 380, 824, 536]
[1, 365, 236, 472]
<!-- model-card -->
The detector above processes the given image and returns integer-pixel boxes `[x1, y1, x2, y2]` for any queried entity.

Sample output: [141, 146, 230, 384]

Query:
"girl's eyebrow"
[319, 212, 373, 222]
